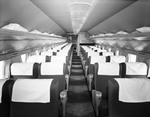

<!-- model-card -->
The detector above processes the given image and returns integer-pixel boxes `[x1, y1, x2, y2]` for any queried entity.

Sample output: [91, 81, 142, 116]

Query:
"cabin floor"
[65, 48, 95, 117]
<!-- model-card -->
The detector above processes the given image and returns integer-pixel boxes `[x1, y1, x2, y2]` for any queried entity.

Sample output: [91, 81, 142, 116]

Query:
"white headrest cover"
[41, 52, 53, 56]
[97, 50, 107, 52]
[115, 78, 150, 102]
[102, 52, 114, 56]
[0, 79, 7, 103]
[88, 52, 99, 57]
[41, 63, 64, 75]
[126, 62, 147, 75]
[110, 56, 126, 63]
[12, 79, 53, 103]
[51, 56, 66, 63]
[91, 56, 106, 64]
[98, 63, 119, 75]
[27, 55, 46, 63]
[11, 63, 34, 75]
[56, 52, 67, 56]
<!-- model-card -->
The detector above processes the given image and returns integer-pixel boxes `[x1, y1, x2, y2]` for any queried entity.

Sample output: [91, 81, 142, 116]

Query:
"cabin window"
[21, 54, 27, 63]
[128, 54, 137, 62]
[36, 51, 40, 55]
[136, 56, 146, 62]
[108, 48, 111, 52]
[0, 61, 4, 79]
[115, 50, 119, 55]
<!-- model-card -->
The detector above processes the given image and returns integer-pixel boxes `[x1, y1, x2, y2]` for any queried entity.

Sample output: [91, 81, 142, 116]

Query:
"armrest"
[69, 60, 72, 66]
[84, 65, 88, 78]
[92, 90, 102, 117]
[87, 74, 93, 91]
[65, 74, 69, 91]
[67, 66, 71, 76]
[60, 90, 67, 117]
[82, 60, 86, 66]
[80, 55, 83, 61]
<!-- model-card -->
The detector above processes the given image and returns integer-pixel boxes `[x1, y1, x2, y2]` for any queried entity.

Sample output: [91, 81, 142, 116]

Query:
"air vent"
[12, 52, 19, 56]
[139, 52, 146, 56]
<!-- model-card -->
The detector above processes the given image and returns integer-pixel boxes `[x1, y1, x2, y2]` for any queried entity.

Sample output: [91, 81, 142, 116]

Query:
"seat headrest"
[0, 79, 7, 103]
[41, 52, 53, 56]
[115, 78, 150, 103]
[27, 55, 46, 63]
[101, 52, 114, 56]
[88, 52, 99, 57]
[97, 49, 107, 52]
[11, 63, 34, 75]
[98, 63, 120, 75]
[12, 79, 53, 103]
[41, 63, 64, 75]
[125, 62, 147, 75]
[91, 56, 106, 64]
[110, 56, 126, 63]
[51, 56, 66, 63]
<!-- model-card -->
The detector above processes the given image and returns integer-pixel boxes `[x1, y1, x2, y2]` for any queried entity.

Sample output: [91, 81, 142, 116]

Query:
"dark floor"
[65, 49, 95, 117]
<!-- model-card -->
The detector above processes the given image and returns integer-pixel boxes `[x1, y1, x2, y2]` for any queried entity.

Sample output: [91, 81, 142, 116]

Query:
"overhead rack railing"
[90, 27, 150, 41]
[0, 29, 67, 41]
[90, 27, 150, 52]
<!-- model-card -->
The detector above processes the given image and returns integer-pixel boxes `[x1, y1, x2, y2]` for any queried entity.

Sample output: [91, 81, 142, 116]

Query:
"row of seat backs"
[108, 78, 150, 117]
[46, 43, 71, 53]
[27, 55, 68, 63]
[80, 46, 111, 59]
[27, 55, 50, 63]
[87, 56, 126, 83]
[93, 62, 148, 117]
[81, 46, 107, 53]
[0, 79, 60, 117]
[10, 62, 67, 77]
[89, 55, 126, 64]
[80, 46, 120, 70]
[10, 62, 67, 94]
[26, 55, 70, 73]
[41, 49, 71, 56]
[93, 62, 148, 99]
[40, 43, 73, 57]
[27, 43, 73, 63]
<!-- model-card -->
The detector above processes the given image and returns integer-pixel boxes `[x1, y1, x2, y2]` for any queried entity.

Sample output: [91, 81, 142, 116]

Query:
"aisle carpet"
[65, 48, 95, 117]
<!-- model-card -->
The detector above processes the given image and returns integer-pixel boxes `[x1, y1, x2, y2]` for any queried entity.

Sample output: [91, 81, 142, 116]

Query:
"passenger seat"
[0, 79, 14, 117]
[92, 62, 122, 117]
[38, 62, 69, 92]
[108, 78, 150, 117]
[10, 79, 62, 117]
[10, 63, 39, 80]
[120, 62, 148, 78]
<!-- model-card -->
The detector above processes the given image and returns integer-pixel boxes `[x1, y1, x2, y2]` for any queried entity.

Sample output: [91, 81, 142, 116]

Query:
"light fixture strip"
[69, 0, 97, 34]
[70, 2, 92, 6]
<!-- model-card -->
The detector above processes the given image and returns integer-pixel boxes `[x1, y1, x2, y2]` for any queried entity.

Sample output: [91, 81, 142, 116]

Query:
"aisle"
[65, 48, 95, 117]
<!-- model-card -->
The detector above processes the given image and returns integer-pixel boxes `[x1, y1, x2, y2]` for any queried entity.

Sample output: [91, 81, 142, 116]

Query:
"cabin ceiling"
[0, 0, 150, 36]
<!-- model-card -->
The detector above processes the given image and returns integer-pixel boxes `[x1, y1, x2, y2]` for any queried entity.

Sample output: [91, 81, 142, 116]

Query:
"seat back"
[10, 79, 59, 117]
[10, 63, 39, 80]
[50, 56, 67, 64]
[38, 63, 66, 93]
[87, 52, 100, 57]
[108, 78, 150, 117]
[41, 51, 54, 56]
[0, 79, 14, 117]
[89, 56, 106, 64]
[120, 62, 148, 78]
[27, 55, 50, 63]
[107, 56, 126, 63]
[94, 62, 121, 99]
[100, 52, 114, 56]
